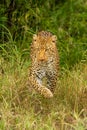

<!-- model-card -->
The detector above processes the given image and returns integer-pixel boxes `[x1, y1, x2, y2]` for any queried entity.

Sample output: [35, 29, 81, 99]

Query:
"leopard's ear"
[52, 35, 57, 43]
[33, 34, 37, 41]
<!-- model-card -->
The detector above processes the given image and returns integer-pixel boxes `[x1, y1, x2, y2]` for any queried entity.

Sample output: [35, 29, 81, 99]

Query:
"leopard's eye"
[52, 35, 57, 43]
[52, 40, 56, 43]
[34, 39, 36, 42]
[33, 34, 37, 42]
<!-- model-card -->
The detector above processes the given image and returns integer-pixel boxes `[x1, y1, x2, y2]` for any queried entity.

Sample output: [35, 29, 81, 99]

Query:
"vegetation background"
[0, 0, 87, 130]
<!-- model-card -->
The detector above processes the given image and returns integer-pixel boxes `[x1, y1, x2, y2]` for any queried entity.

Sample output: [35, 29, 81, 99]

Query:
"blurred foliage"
[0, 0, 87, 69]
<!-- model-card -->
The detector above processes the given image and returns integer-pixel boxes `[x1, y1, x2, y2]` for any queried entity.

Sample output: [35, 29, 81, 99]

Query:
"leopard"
[28, 31, 59, 98]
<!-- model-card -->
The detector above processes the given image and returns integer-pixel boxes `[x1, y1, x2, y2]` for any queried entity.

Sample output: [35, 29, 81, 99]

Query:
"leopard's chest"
[33, 58, 54, 71]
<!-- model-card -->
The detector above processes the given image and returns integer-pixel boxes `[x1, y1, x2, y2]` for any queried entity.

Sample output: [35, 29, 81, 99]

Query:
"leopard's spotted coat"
[28, 31, 59, 98]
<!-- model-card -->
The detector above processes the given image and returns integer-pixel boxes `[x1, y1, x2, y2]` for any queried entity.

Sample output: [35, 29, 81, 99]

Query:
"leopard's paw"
[41, 87, 53, 98]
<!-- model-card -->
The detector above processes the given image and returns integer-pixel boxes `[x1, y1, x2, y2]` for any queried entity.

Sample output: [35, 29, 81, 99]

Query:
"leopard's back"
[29, 31, 59, 98]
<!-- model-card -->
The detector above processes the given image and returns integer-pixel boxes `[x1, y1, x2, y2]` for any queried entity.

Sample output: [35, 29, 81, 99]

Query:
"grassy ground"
[0, 57, 87, 130]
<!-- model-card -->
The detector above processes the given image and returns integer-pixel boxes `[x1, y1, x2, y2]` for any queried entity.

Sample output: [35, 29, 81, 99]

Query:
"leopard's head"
[32, 31, 57, 62]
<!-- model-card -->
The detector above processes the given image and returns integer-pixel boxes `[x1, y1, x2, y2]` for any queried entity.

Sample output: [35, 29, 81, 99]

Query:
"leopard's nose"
[39, 54, 45, 61]
[39, 58, 45, 61]
[38, 50, 46, 61]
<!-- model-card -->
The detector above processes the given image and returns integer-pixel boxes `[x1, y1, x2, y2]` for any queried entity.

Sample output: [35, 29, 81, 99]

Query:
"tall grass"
[0, 60, 87, 130]
[0, 0, 87, 69]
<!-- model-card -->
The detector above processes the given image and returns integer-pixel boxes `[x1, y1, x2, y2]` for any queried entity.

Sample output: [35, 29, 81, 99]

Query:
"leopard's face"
[31, 31, 57, 63]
